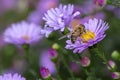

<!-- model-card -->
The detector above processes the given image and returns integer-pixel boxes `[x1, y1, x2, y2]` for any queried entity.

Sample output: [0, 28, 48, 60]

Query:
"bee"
[58, 24, 86, 43]
[70, 24, 86, 43]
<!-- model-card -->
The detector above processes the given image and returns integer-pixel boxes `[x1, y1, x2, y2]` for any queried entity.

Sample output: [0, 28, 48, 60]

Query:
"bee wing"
[58, 34, 69, 40]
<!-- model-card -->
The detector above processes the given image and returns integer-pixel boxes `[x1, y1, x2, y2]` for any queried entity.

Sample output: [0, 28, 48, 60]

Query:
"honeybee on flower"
[59, 24, 86, 43]
[70, 24, 86, 43]
[65, 18, 109, 53]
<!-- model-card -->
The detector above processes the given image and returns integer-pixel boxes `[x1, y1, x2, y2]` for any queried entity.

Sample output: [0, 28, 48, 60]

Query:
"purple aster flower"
[42, 4, 80, 37]
[0, 73, 25, 80]
[3, 21, 43, 45]
[65, 18, 109, 53]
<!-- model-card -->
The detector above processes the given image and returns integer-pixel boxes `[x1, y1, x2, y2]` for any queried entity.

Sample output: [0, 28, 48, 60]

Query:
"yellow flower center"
[22, 35, 30, 41]
[81, 30, 95, 43]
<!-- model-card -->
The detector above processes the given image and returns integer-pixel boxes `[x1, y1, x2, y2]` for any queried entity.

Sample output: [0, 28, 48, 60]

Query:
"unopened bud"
[107, 60, 116, 70]
[111, 50, 120, 60]
[80, 56, 90, 67]
[111, 72, 120, 79]
[63, 27, 70, 35]
[48, 48, 58, 62]
[52, 43, 59, 50]
[40, 67, 52, 80]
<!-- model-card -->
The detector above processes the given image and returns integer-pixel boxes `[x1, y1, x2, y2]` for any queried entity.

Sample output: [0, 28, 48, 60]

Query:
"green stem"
[46, 77, 53, 80]
[55, 64, 62, 80]
[22, 44, 38, 78]
[59, 51, 75, 80]
[77, 54, 91, 79]
[23, 44, 30, 63]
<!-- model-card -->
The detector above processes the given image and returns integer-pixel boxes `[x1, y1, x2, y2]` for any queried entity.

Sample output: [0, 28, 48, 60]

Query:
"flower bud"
[111, 50, 120, 60]
[80, 56, 90, 67]
[63, 27, 70, 35]
[111, 72, 120, 79]
[48, 48, 58, 62]
[52, 43, 59, 50]
[107, 60, 116, 70]
[40, 67, 51, 79]
[94, 0, 106, 6]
